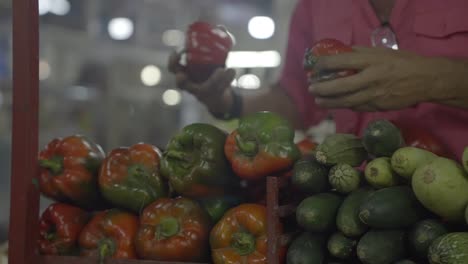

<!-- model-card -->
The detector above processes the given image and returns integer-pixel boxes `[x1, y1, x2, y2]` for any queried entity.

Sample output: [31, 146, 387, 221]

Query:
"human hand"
[308, 47, 459, 111]
[168, 51, 236, 115]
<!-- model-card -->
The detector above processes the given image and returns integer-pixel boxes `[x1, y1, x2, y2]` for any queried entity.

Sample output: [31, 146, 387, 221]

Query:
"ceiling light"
[248, 16, 275, 39]
[162, 89, 182, 106]
[50, 0, 70, 16]
[238, 74, 261, 90]
[226, 51, 281, 68]
[140, 65, 162, 86]
[39, 60, 51, 81]
[108, 17, 134, 40]
[162, 29, 185, 47]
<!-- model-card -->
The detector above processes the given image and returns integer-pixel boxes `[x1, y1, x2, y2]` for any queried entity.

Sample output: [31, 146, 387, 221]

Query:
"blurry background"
[0, 0, 336, 243]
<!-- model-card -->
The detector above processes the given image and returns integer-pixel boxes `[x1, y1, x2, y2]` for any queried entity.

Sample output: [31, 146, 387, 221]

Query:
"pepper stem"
[157, 217, 180, 239]
[98, 239, 115, 264]
[45, 232, 56, 241]
[39, 156, 63, 175]
[231, 232, 256, 256]
[235, 135, 258, 157]
[128, 165, 149, 179]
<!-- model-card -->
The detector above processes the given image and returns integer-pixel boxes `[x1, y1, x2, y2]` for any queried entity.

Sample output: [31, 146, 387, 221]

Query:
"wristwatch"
[212, 89, 243, 120]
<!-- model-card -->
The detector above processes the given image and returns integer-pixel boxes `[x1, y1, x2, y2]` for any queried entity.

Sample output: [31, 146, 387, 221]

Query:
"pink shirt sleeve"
[279, 0, 328, 128]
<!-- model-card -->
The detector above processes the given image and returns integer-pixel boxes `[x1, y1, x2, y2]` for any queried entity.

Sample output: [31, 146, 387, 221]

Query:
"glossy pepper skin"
[199, 196, 242, 224]
[79, 209, 139, 260]
[99, 143, 168, 213]
[135, 197, 211, 262]
[183, 21, 234, 83]
[304, 38, 356, 82]
[160, 123, 238, 198]
[210, 204, 284, 264]
[225, 112, 301, 180]
[38, 135, 105, 209]
[38, 203, 89, 255]
[392, 120, 452, 158]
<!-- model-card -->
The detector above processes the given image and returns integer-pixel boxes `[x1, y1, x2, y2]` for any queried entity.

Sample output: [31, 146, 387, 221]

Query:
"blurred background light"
[238, 74, 261, 90]
[226, 51, 281, 68]
[140, 65, 161, 86]
[39, 0, 71, 16]
[162, 89, 182, 106]
[248, 16, 275, 39]
[108, 17, 134, 40]
[162, 29, 185, 47]
[39, 60, 51, 81]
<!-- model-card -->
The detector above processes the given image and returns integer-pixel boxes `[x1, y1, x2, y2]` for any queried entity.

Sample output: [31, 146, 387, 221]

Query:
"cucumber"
[327, 232, 357, 260]
[296, 193, 343, 232]
[357, 230, 406, 264]
[364, 157, 399, 189]
[329, 163, 361, 194]
[362, 119, 404, 158]
[394, 260, 417, 264]
[428, 232, 468, 264]
[359, 186, 425, 229]
[292, 158, 329, 194]
[408, 219, 448, 259]
[391, 147, 437, 180]
[336, 188, 373, 237]
[412, 157, 468, 222]
[465, 205, 468, 225]
[315, 134, 368, 167]
[462, 146, 468, 174]
[287, 232, 326, 264]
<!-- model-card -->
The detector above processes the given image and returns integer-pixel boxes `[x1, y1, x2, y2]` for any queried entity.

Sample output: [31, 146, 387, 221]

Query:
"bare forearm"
[433, 58, 468, 108]
[240, 84, 304, 129]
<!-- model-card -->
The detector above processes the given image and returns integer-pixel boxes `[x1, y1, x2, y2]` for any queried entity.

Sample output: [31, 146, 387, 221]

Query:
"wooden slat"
[266, 177, 279, 264]
[8, 0, 40, 263]
[40, 256, 208, 264]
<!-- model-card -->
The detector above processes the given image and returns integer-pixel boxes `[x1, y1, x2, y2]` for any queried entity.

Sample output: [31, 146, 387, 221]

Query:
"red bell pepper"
[38, 135, 105, 209]
[224, 112, 300, 180]
[79, 209, 139, 261]
[135, 197, 211, 262]
[210, 204, 285, 263]
[98, 143, 168, 213]
[38, 203, 89, 255]
[296, 138, 317, 157]
[392, 120, 452, 158]
[183, 21, 234, 83]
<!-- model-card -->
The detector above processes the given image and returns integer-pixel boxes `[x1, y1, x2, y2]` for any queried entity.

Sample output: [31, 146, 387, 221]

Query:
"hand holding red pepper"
[183, 21, 234, 83]
[38, 135, 105, 209]
[38, 203, 89, 256]
[135, 197, 211, 262]
[79, 209, 139, 261]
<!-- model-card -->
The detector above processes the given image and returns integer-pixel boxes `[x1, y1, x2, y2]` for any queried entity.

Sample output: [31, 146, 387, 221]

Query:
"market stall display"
[8, 0, 468, 262]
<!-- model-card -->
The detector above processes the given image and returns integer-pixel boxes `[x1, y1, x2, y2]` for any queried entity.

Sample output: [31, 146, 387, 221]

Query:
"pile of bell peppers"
[36, 109, 306, 263]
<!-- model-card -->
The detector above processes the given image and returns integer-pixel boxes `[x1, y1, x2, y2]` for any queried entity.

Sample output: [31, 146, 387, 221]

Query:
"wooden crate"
[8, 1, 295, 264]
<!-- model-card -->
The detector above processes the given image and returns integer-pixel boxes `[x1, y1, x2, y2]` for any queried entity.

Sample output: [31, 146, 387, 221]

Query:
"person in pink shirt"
[169, 0, 468, 158]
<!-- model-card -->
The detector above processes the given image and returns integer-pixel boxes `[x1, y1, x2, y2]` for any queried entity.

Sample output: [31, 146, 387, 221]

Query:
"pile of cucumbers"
[288, 120, 468, 264]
